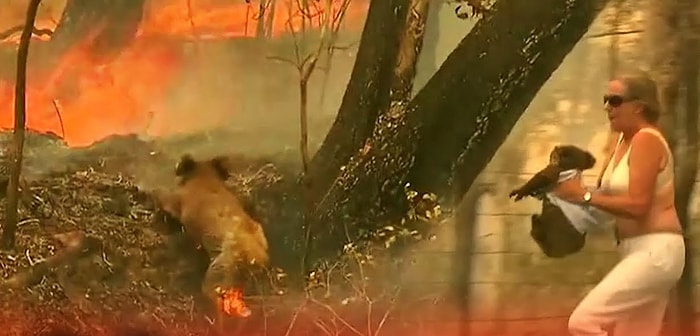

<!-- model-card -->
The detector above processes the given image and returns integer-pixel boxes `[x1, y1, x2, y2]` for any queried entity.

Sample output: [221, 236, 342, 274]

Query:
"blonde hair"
[617, 71, 661, 123]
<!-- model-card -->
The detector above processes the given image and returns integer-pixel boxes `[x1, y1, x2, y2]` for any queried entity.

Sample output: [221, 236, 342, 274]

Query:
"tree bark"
[2, 0, 41, 250]
[305, 0, 411, 206]
[407, 0, 609, 204]
[646, 0, 682, 146]
[308, 0, 430, 258]
[673, 0, 699, 333]
[646, 1, 695, 334]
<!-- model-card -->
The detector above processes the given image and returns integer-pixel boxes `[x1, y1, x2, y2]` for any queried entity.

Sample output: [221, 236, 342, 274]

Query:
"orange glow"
[0, 0, 368, 148]
[216, 287, 251, 318]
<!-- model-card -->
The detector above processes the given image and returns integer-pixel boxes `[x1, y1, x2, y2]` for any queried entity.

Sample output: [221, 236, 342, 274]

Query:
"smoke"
[0, 1, 368, 186]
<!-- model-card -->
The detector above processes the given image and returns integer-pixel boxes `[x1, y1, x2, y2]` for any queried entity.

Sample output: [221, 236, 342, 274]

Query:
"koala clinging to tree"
[152, 154, 269, 324]
[509, 145, 612, 258]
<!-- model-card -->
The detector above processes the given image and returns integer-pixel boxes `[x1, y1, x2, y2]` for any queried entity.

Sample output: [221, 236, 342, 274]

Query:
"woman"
[553, 73, 685, 336]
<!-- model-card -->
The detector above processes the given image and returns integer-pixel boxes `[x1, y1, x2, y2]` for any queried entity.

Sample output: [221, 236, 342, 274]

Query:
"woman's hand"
[552, 175, 588, 204]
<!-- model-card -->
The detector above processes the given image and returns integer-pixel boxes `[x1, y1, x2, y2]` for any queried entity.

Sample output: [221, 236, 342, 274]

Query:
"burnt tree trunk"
[0, 0, 146, 82]
[305, 0, 411, 206]
[46, 0, 145, 64]
[310, 0, 609, 257]
[307, 0, 431, 260]
[647, 0, 682, 147]
[2, 0, 42, 250]
[673, 0, 699, 332]
[647, 0, 696, 334]
[409, 0, 609, 205]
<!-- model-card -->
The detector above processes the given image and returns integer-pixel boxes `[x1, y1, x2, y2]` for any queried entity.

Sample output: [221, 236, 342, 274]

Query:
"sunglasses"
[603, 94, 635, 107]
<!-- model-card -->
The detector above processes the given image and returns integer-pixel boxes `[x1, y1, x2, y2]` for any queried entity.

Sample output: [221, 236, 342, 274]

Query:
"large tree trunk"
[305, 0, 411, 206]
[673, 0, 699, 333]
[646, 1, 696, 334]
[0, 0, 146, 81]
[310, 0, 609, 257]
[408, 0, 609, 204]
[647, 0, 682, 146]
[47, 0, 145, 63]
[307, 0, 430, 259]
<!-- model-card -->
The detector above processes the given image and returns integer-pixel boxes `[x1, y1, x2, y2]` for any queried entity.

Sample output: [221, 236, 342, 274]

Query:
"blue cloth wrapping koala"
[544, 169, 614, 234]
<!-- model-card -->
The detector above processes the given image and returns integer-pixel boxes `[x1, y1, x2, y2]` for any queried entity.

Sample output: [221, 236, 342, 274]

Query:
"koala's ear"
[209, 156, 231, 180]
[584, 151, 597, 169]
[549, 146, 561, 163]
[175, 154, 197, 177]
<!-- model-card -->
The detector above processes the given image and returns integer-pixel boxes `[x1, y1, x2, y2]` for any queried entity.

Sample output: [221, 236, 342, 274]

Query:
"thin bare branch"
[51, 99, 66, 139]
[267, 55, 302, 70]
[0, 24, 53, 42]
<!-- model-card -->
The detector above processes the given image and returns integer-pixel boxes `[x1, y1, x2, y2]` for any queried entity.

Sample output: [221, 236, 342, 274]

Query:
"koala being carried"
[153, 154, 269, 320]
[509, 145, 613, 258]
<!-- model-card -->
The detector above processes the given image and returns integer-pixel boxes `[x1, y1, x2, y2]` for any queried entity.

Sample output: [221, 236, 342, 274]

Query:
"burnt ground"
[0, 130, 312, 335]
[0, 131, 462, 336]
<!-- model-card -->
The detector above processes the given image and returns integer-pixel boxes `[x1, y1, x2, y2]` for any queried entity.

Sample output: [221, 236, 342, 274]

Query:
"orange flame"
[0, 0, 368, 148]
[216, 287, 251, 318]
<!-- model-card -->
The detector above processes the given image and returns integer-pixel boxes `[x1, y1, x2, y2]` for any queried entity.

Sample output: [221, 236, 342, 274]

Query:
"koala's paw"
[508, 189, 526, 202]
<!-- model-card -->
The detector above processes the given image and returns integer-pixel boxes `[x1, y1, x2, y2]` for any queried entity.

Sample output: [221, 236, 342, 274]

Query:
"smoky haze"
[2, 1, 674, 332]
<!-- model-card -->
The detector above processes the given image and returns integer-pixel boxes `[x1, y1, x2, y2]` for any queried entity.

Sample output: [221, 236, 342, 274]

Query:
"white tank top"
[599, 128, 674, 196]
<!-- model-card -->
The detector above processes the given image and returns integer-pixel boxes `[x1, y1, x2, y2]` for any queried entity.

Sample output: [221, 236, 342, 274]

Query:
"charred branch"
[408, 0, 609, 204]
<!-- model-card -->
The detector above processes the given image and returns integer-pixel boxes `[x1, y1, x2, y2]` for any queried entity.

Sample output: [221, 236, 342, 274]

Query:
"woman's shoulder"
[633, 127, 670, 148]
[631, 127, 673, 166]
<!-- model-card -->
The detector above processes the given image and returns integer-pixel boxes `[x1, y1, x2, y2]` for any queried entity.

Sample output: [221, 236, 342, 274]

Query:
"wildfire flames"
[0, 0, 368, 147]
[216, 287, 251, 318]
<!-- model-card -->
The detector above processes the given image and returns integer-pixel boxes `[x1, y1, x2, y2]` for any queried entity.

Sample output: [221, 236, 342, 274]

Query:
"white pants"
[568, 233, 686, 336]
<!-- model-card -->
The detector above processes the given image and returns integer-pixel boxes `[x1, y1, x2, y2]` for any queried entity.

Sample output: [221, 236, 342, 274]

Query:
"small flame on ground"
[216, 287, 251, 318]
